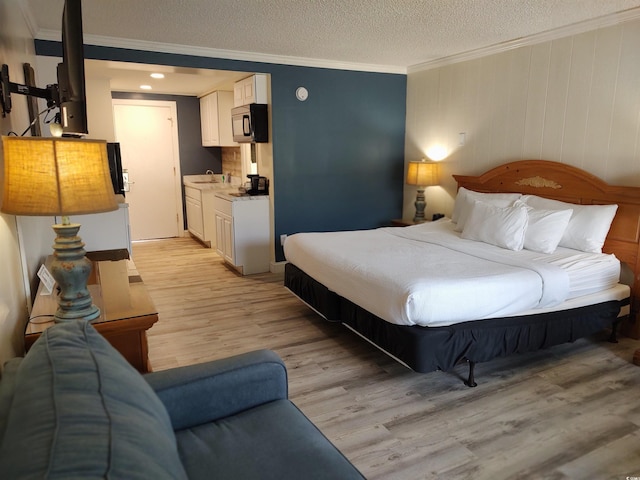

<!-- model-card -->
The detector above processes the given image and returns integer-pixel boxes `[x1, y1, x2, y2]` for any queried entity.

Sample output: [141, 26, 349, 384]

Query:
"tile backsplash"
[221, 147, 242, 183]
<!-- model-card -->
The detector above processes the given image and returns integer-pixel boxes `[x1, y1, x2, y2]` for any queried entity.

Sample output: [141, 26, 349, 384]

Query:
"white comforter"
[283, 220, 621, 327]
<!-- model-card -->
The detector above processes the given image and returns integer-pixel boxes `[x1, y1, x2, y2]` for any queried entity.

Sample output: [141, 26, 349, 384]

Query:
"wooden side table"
[25, 255, 158, 373]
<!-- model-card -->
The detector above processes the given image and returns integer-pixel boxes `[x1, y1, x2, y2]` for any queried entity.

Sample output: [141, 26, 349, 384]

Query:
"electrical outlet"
[280, 234, 287, 246]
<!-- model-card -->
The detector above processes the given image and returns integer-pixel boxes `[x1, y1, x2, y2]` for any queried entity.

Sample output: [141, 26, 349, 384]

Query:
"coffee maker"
[246, 174, 269, 195]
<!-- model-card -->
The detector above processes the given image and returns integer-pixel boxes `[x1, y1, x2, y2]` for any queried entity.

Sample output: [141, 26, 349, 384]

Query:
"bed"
[283, 160, 640, 385]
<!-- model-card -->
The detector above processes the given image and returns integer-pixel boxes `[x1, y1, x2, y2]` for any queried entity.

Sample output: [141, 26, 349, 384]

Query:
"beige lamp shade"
[1, 136, 118, 216]
[406, 160, 439, 187]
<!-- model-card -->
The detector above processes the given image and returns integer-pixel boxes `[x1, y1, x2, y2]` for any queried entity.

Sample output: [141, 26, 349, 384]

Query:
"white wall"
[35, 55, 116, 141]
[404, 18, 640, 220]
[0, 0, 38, 364]
[85, 75, 116, 141]
[0, 25, 119, 365]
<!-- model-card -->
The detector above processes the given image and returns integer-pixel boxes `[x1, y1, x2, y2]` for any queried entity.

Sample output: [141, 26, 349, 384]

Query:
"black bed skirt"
[284, 263, 625, 373]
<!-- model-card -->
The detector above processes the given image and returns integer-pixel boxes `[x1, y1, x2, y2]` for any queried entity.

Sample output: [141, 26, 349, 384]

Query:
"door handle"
[122, 170, 134, 192]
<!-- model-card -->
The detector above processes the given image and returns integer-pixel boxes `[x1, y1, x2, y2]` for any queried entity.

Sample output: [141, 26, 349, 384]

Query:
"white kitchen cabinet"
[185, 185, 220, 247]
[233, 74, 268, 107]
[185, 186, 204, 240]
[200, 91, 236, 147]
[58, 203, 132, 256]
[213, 194, 270, 275]
[215, 211, 234, 264]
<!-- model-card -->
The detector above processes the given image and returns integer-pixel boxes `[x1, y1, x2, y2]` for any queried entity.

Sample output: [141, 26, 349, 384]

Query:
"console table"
[25, 253, 158, 373]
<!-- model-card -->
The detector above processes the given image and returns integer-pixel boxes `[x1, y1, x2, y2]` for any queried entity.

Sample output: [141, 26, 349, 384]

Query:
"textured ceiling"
[24, 0, 640, 70]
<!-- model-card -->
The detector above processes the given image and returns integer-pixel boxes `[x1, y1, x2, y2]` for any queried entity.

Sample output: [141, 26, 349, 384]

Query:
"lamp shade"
[1, 136, 118, 216]
[406, 160, 439, 187]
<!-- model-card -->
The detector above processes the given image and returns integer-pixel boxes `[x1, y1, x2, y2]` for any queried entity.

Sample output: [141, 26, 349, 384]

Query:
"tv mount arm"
[1, 63, 60, 117]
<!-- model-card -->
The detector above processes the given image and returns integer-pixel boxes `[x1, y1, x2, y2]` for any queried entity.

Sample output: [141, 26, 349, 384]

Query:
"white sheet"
[283, 220, 624, 327]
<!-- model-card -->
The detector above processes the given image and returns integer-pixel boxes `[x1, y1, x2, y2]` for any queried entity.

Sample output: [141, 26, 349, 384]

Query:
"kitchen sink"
[191, 180, 218, 184]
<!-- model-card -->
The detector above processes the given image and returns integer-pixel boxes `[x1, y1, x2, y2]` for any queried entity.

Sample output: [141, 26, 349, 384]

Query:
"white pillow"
[461, 200, 529, 251]
[452, 187, 522, 232]
[514, 200, 573, 254]
[521, 195, 618, 253]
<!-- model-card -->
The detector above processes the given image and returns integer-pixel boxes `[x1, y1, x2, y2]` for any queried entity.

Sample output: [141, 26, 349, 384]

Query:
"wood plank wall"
[404, 19, 640, 221]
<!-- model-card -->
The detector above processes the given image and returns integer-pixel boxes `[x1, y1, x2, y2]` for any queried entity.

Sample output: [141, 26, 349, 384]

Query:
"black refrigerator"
[106, 142, 125, 196]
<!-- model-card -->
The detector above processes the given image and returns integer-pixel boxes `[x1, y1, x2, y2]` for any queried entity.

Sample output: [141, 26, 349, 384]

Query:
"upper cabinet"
[233, 74, 268, 107]
[200, 91, 236, 147]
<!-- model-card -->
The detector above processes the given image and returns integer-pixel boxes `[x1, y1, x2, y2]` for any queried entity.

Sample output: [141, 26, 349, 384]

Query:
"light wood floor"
[133, 237, 640, 480]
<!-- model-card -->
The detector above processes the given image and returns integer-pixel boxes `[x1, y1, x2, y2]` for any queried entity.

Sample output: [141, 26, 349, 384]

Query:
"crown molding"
[408, 7, 640, 74]
[17, 0, 39, 39]
[34, 29, 407, 75]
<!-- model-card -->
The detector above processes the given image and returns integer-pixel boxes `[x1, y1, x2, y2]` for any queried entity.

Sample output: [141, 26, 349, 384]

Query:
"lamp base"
[50, 223, 100, 322]
[413, 188, 427, 223]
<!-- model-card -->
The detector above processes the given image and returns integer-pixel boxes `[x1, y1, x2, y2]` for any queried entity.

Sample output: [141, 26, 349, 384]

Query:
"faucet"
[205, 169, 215, 182]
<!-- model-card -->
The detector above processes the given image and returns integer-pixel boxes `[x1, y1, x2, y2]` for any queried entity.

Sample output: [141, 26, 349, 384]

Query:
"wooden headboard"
[453, 160, 640, 339]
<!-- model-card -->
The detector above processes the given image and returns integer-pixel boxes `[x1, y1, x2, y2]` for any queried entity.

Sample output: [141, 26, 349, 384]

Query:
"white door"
[112, 100, 183, 241]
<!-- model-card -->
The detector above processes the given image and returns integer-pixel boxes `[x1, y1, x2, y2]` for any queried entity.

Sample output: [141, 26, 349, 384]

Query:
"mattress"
[283, 220, 625, 328]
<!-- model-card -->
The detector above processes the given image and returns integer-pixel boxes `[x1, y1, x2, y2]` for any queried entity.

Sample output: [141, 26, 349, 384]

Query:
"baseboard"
[270, 260, 287, 273]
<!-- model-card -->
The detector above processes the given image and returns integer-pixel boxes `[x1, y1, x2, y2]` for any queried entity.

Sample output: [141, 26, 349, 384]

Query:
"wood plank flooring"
[133, 237, 640, 480]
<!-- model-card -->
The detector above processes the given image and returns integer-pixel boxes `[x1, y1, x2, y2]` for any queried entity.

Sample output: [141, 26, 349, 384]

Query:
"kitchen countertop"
[183, 174, 240, 191]
[215, 192, 269, 202]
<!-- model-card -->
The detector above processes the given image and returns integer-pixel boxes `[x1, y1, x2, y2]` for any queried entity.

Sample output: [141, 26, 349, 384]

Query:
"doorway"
[112, 99, 183, 241]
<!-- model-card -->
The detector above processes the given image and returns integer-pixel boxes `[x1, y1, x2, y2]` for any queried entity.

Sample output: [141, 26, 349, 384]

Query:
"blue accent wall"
[36, 40, 407, 262]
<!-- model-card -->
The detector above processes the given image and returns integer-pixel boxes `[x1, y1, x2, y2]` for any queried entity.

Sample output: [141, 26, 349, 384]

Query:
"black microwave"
[231, 104, 269, 143]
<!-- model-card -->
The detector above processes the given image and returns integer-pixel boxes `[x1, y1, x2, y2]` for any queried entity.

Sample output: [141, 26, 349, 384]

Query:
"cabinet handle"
[242, 115, 251, 136]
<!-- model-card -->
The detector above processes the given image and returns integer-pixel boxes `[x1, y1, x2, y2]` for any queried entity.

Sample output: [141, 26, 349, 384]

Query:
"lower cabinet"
[185, 185, 208, 245]
[215, 211, 234, 264]
[60, 203, 132, 255]
[214, 196, 270, 275]
[186, 185, 229, 248]
[185, 195, 204, 240]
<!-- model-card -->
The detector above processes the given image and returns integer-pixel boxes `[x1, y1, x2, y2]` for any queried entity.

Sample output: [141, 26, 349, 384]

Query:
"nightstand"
[391, 219, 426, 227]
[25, 254, 158, 373]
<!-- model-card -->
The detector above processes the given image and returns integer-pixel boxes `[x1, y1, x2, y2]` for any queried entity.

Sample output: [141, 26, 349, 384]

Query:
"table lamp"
[406, 160, 439, 223]
[1, 136, 118, 322]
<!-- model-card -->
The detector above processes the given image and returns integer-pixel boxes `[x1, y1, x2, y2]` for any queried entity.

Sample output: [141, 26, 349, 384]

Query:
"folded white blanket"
[385, 224, 569, 309]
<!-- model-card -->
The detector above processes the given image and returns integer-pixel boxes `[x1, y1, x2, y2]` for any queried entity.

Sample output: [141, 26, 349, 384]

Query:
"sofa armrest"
[144, 349, 288, 431]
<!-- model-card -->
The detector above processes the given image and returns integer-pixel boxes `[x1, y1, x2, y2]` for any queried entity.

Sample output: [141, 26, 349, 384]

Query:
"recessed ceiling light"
[150, 73, 165, 79]
[140, 85, 152, 90]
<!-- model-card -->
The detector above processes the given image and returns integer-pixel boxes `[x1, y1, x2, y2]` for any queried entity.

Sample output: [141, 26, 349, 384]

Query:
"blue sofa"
[0, 321, 364, 479]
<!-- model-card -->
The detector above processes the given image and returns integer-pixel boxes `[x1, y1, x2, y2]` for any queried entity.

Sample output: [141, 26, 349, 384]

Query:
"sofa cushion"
[146, 349, 288, 430]
[0, 321, 187, 480]
[0, 358, 21, 442]
[175, 399, 365, 480]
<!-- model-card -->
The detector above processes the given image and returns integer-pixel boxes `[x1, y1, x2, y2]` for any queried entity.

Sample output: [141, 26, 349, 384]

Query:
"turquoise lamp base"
[50, 223, 100, 323]
[413, 187, 427, 223]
